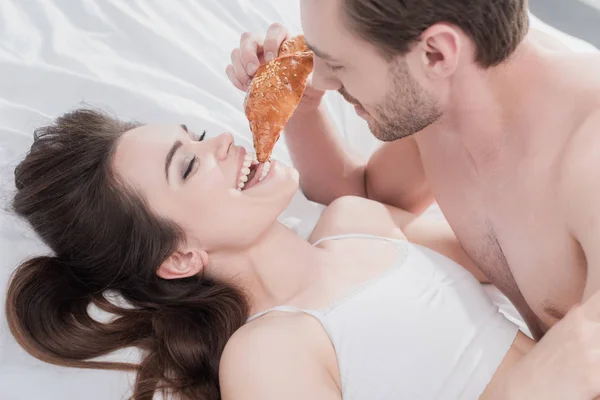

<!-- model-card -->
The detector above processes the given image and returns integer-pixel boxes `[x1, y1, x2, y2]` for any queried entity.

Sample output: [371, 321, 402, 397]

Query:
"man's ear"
[416, 23, 461, 79]
[156, 249, 209, 280]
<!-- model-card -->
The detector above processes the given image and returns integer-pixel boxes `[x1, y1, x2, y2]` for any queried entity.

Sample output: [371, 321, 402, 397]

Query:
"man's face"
[300, 0, 442, 141]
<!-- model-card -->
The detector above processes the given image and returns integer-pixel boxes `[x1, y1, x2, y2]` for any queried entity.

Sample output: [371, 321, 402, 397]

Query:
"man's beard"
[339, 62, 442, 142]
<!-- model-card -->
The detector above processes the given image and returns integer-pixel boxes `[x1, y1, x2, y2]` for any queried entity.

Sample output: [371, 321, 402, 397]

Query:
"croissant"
[244, 35, 314, 163]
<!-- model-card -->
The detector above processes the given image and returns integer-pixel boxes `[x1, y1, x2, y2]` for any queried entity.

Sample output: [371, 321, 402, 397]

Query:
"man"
[227, 0, 600, 397]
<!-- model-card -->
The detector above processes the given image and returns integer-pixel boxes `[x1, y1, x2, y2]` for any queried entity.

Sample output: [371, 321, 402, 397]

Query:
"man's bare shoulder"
[566, 108, 600, 162]
[566, 53, 600, 96]
[551, 51, 600, 103]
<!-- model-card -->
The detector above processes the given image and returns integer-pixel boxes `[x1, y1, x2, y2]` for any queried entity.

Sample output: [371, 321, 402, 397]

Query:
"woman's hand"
[226, 23, 326, 113]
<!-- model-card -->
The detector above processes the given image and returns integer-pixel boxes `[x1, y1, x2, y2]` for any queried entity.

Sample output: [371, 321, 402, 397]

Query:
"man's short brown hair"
[342, 0, 529, 68]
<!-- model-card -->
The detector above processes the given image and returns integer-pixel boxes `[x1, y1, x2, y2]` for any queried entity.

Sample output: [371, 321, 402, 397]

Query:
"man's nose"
[311, 60, 342, 91]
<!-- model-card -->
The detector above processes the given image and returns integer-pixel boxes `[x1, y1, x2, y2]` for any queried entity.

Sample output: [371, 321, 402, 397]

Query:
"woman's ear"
[156, 250, 209, 280]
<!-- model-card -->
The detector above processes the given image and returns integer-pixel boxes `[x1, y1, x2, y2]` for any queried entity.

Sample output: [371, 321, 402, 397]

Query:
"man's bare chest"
[448, 207, 584, 333]
[420, 148, 586, 336]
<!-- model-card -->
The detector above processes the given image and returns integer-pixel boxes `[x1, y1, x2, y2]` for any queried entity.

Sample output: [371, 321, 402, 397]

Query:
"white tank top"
[247, 234, 518, 399]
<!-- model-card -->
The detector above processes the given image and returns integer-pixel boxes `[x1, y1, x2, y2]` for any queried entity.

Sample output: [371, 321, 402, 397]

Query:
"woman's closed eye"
[183, 155, 197, 180]
[182, 130, 205, 181]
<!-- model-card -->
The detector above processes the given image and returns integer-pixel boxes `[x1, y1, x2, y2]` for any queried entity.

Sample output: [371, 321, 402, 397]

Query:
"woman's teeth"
[259, 161, 271, 181]
[237, 152, 255, 191]
[236, 151, 272, 192]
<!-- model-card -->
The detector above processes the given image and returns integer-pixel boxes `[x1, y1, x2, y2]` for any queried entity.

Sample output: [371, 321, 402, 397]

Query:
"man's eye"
[326, 63, 343, 72]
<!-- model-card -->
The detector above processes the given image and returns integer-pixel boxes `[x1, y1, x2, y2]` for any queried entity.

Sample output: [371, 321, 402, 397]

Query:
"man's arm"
[366, 135, 434, 214]
[481, 112, 600, 399]
[560, 111, 600, 302]
[284, 104, 367, 204]
[285, 105, 432, 213]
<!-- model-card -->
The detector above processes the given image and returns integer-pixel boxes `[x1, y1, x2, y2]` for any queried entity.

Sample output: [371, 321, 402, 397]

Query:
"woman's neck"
[208, 223, 332, 315]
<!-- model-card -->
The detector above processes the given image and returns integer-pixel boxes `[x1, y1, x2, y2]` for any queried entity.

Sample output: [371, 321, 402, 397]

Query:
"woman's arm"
[309, 196, 489, 283]
[220, 315, 341, 400]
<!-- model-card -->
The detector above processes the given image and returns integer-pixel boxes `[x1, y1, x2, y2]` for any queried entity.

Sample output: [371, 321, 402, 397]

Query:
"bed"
[0, 1, 597, 399]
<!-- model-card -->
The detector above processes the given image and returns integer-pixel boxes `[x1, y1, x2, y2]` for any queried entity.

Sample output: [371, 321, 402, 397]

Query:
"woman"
[5, 108, 532, 400]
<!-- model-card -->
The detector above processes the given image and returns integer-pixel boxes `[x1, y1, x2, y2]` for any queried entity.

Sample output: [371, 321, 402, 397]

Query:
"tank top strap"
[246, 305, 323, 323]
[311, 233, 405, 248]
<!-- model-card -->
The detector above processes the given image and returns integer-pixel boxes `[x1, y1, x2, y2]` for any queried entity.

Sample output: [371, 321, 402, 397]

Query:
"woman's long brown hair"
[5, 109, 248, 399]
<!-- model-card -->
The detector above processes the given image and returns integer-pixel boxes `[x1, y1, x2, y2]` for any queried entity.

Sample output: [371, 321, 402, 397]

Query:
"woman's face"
[113, 124, 299, 253]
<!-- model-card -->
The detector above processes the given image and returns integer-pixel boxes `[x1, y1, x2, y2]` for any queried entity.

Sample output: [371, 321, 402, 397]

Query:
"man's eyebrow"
[165, 140, 183, 181]
[305, 41, 337, 61]
[180, 124, 188, 133]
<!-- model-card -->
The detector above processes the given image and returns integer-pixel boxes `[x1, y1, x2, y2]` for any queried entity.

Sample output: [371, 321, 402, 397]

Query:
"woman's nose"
[213, 132, 234, 160]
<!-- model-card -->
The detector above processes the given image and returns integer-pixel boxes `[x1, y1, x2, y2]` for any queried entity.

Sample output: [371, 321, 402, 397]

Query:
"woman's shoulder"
[219, 312, 336, 398]
[224, 310, 311, 350]
[308, 196, 410, 245]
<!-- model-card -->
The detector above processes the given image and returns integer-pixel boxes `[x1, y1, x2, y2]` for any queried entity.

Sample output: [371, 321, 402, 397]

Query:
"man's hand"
[225, 23, 325, 113]
[499, 291, 600, 399]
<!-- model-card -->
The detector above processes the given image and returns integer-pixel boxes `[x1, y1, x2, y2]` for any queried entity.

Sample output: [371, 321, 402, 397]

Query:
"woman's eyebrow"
[165, 140, 183, 182]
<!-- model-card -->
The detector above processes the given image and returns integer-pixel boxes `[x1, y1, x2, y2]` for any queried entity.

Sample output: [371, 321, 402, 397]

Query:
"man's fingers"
[239, 31, 263, 77]
[230, 48, 252, 87]
[263, 23, 289, 62]
[226, 25, 290, 92]
[226, 64, 246, 92]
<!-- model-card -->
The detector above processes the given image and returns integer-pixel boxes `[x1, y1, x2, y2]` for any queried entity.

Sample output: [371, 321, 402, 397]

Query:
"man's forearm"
[284, 105, 367, 205]
[365, 137, 434, 214]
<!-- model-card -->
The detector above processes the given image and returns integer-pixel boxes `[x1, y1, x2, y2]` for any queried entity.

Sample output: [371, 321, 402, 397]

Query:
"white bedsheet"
[0, 1, 596, 399]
